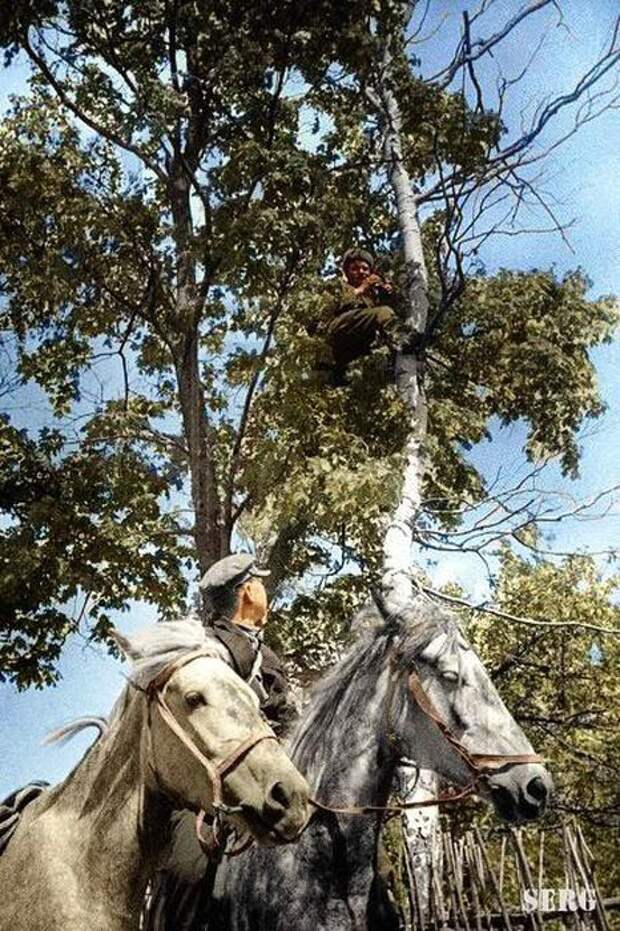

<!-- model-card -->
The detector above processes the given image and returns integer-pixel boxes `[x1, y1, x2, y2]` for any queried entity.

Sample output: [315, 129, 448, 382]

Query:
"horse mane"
[289, 627, 390, 771]
[289, 596, 459, 778]
[42, 617, 230, 756]
[119, 616, 230, 690]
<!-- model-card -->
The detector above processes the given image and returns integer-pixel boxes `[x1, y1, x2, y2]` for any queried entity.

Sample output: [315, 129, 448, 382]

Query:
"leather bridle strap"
[147, 648, 218, 694]
[217, 732, 278, 779]
[406, 670, 543, 774]
[309, 782, 476, 818]
[309, 665, 544, 820]
[145, 649, 278, 809]
[195, 808, 255, 861]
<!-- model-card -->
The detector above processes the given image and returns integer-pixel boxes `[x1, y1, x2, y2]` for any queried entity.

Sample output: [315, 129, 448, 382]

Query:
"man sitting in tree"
[316, 247, 405, 382]
[143, 553, 296, 931]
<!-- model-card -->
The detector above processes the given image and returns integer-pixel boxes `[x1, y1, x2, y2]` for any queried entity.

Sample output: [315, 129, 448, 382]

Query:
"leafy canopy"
[0, 1, 616, 687]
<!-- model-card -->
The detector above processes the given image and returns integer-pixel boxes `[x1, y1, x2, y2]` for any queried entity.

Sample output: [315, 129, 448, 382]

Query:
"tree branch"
[416, 583, 620, 637]
[22, 30, 167, 183]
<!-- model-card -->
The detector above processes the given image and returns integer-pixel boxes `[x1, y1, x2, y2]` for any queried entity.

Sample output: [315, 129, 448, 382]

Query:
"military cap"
[198, 553, 270, 593]
[341, 247, 375, 270]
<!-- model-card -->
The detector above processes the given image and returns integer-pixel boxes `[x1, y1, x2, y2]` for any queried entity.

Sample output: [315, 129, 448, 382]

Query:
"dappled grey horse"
[0, 620, 310, 931]
[208, 597, 552, 930]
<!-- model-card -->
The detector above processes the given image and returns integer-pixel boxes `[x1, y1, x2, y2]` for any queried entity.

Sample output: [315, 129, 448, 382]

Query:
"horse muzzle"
[486, 763, 554, 823]
[239, 776, 310, 844]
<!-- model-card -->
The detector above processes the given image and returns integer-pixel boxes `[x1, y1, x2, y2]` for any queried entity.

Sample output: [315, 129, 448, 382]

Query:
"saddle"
[0, 780, 49, 855]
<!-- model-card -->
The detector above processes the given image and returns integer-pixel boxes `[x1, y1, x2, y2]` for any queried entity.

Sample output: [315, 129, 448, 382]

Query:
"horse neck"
[48, 687, 171, 916]
[283, 643, 399, 917]
[293, 645, 397, 811]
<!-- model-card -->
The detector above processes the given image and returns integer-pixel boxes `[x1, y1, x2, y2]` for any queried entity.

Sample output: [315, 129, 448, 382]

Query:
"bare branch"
[430, 1, 558, 88]
[417, 582, 620, 637]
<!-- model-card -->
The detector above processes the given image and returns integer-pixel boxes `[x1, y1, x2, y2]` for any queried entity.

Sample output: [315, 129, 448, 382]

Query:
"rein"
[309, 663, 543, 819]
[143, 648, 278, 858]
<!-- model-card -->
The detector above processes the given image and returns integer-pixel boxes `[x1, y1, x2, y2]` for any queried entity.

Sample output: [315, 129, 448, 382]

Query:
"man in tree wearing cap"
[315, 248, 402, 382]
[143, 553, 296, 931]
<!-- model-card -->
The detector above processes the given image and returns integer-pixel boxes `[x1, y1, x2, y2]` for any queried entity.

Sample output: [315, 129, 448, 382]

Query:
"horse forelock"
[122, 617, 230, 689]
[394, 612, 462, 668]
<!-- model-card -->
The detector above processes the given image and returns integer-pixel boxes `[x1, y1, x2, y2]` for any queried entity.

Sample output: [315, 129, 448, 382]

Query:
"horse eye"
[185, 691, 205, 708]
[441, 670, 459, 684]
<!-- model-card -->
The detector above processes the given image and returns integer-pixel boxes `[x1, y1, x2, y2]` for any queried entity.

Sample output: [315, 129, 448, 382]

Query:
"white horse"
[0, 619, 310, 931]
[208, 598, 554, 930]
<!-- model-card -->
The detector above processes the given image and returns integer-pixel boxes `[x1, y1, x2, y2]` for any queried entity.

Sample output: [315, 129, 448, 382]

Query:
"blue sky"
[410, 0, 620, 594]
[1, 3, 619, 794]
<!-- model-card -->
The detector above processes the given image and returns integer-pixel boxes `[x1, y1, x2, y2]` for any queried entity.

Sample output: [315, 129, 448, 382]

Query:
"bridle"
[404, 665, 543, 783]
[139, 645, 544, 846]
[142, 648, 278, 855]
[310, 657, 544, 818]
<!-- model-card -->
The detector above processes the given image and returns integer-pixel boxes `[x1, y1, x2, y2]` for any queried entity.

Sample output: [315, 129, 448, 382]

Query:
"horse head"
[381, 596, 553, 823]
[113, 620, 310, 844]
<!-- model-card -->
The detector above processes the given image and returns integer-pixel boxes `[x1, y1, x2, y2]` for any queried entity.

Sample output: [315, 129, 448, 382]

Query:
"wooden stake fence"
[402, 820, 618, 931]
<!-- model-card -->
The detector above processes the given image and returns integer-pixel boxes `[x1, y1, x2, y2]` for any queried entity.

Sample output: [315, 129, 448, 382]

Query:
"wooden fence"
[398, 820, 618, 931]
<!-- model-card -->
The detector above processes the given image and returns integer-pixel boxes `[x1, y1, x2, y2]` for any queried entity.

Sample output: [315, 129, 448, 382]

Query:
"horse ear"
[109, 628, 133, 659]
[370, 587, 406, 624]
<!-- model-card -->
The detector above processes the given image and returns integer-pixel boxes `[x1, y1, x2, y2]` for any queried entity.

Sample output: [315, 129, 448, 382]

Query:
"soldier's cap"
[198, 553, 270, 593]
[341, 247, 375, 270]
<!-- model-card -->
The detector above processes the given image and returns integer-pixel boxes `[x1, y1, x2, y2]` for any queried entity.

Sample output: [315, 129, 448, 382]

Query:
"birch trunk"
[370, 34, 441, 919]
[395, 766, 443, 927]
[371, 44, 430, 616]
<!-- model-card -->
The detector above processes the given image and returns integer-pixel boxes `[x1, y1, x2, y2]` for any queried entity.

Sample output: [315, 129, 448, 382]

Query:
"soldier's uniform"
[211, 616, 295, 731]
[201, 553, 296, 732]
[310, 249, 404, 383]
[143, 554, 296, 931]
[322, 278, 399, 371]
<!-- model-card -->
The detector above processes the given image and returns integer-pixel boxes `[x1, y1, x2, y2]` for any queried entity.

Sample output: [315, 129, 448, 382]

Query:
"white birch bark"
[368, 42, 431, 616]
[368, 35, 441, 922]
[395, 766, 443, 927]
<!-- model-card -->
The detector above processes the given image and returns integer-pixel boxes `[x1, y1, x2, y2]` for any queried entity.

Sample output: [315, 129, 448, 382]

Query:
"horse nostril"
[265, 780, 291, 813]
[527, 776, 548, 804]
[490, 784, 516, 821]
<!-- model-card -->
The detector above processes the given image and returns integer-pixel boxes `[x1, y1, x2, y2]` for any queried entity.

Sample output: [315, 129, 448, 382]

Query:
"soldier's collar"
[235, 621, 263, 640]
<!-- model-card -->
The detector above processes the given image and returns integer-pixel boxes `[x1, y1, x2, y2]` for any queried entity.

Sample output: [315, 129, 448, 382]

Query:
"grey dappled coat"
[143, 619, 297, 931]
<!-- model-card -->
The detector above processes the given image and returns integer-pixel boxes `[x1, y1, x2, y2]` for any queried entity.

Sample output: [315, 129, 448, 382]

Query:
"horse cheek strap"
[406, 670, 544, 774]
[143, 649, 279, 859]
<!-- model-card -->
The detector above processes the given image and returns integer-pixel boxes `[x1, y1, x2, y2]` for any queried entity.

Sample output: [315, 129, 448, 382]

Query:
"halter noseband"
[143, 649, 278, 815]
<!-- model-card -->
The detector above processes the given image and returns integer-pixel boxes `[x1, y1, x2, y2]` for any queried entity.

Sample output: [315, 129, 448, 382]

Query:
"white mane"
[122, 617, 230, 689]
[45, 618, 232, 750]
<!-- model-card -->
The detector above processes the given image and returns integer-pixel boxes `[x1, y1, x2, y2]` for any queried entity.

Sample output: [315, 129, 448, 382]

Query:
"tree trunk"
[370, 33, 440, 917]
[169, 160, 226, 576]
[395, 766, 442, 926]
[371, 40, 430, 616]
[265, 519, 310, 599]
[174, 332, 226, 576]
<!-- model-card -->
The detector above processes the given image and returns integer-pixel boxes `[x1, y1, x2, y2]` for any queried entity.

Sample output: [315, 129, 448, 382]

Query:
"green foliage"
[429, 268, 617, 482]
[268, 573, 369, 679]
[0, 417, 188, 688]
[0, 0, 616, 692]
[463, 551, 620, 890]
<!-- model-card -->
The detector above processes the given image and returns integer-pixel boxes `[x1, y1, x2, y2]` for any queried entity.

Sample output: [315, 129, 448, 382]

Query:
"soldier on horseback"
[143, 553, 297, 931]
[203, 553, 296, 732]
